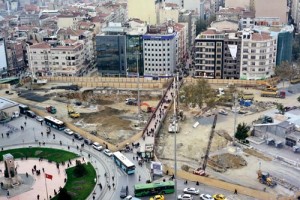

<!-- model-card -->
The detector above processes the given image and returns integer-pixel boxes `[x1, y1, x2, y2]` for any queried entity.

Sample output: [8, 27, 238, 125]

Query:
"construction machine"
[196, 114, 218, 176]
[258, 81, 278, 92]
[257, 170, 277, 187]
[67, 104, 80, 118]
[46, 106, 57, 114]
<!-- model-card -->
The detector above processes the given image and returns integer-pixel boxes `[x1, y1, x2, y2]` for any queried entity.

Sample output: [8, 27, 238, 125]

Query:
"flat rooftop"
[0, 97, 19, 110]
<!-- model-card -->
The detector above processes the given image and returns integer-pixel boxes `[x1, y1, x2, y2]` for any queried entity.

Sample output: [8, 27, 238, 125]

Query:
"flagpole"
[44, 175, 49, 200]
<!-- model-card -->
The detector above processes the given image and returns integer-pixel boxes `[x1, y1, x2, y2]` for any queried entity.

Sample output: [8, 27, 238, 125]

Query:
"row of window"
[145, 63, 170, 67]
[145, 68, 170, 71]
[145, 58, 170, 61]
[144, 49, 171, 52]
[144, 43, 171, 46]
[144, 53, 170, 56]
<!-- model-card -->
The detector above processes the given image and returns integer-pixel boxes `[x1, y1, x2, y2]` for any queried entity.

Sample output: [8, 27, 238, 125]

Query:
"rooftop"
[0, 97, 19, 111]
[30, 42, 51, 49]
[252, 32, 272, 41]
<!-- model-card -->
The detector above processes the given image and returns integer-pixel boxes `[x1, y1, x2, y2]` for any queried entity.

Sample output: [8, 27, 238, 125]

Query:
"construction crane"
[202, 114, 218, 171]
[67, 104, 80, 118]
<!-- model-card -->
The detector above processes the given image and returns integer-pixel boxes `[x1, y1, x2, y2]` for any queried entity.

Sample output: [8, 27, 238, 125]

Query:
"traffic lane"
[139, 178, 256, 200]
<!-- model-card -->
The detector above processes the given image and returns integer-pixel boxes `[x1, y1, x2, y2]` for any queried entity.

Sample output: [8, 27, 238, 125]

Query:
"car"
[103, 149, 112, 157]
[26, 110, 36, 118]
[35, 116, 44, 122]
[149, 195, 164, 200]
[125, 98, 137, 103]
[120, 186, 128, 198]
[178, 194, 193, 200]
[64, 129, 74, 135]
[213, 194, 226, 200]
[74, 133, 83, 140]
[84, 138, 93, 145]
[200, 194, 214, 200]
[92, 142, 103, 151]
[183, 187, 199, 195]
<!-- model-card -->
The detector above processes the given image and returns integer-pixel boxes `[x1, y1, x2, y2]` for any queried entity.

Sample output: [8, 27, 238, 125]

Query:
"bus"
[19, 104, 29, 114]
[44, 116, 65, 131]
[134, 181, 175, 197]
[112, 151, 135, 175]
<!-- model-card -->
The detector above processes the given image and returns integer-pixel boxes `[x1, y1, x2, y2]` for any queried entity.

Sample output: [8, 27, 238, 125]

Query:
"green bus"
[134, 181, 175, 197]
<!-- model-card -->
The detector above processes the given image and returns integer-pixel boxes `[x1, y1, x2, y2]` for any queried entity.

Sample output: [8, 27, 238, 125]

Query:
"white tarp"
[151, 161, 163, 175]
[228, 44, 237, 60]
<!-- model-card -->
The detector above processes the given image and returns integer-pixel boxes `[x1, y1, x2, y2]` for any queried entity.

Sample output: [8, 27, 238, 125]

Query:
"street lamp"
[174, 72, 179, 198]
[135, 52, 141, 125]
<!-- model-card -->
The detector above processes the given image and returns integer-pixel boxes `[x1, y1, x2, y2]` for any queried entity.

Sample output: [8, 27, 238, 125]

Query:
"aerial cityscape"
[1, 0, 300, 200]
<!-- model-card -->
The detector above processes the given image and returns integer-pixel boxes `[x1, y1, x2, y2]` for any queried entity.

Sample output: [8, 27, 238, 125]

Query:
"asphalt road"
[0, 115, 255, 200]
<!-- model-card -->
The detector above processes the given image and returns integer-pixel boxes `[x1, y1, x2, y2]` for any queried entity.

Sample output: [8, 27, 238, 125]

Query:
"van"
[26, 111, 36, 118]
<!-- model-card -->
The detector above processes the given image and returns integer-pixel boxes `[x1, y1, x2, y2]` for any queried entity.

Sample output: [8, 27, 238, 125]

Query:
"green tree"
[297, 96, 300, 103]
[181, 79, 216, 109]
[277, 103, 285, 115]
[74, 161, 87, 178]
[195, 16, 216, 35]
[235, 123, 250, 141]
[57, 188, 72, 200]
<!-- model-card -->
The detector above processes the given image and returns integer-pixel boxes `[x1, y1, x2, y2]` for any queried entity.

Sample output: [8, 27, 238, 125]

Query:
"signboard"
[228, 44, 237, 60]
[151, 161, 163, 176]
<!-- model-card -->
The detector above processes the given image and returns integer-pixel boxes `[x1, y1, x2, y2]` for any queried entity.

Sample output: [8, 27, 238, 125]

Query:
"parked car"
[92, 142, 103, 151]
[26, 111, 36, 118]
[178, 194, 193, 200]
[120, 186, 128, 198]
[74, 133, 83, 140]
[150, 195, 165, 200]
[64, 129, 74, 136]
[35, 116, 44, 122]
[183, 188, 199, 195]
[84, 138, 93, 145]
[213, 194, 226, 200]
[103, 149, 112, 157]
[200, 194, 214, 200]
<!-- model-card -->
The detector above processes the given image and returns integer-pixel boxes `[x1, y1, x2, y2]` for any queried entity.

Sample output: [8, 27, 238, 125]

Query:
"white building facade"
[28, 41, 86, 77]
[240, 29, 276, 80]
[143, 30, 177, 78]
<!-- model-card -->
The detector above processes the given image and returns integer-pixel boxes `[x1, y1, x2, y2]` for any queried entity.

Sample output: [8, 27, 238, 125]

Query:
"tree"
[276, 103, 285, 115]
[181, 79, 216, 109]
[235, 123, 250, 141]
[57, 188, 72, 200]
[195, 16, 216, 35]
[74, 161, 87, 178]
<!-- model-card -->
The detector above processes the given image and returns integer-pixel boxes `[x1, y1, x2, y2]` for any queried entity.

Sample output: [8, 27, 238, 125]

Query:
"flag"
[45, 173, 53, 180]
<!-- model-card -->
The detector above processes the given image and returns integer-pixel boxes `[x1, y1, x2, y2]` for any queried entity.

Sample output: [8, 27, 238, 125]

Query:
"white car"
[178, 194, 193, 200]
[200, 194, 214, 200]
[35, 116, 44, 122]
[64, 129, 74, 135]
[92, 142, 103, 151]
[103, 149, 112, 157]
[183, 188, 199, 195]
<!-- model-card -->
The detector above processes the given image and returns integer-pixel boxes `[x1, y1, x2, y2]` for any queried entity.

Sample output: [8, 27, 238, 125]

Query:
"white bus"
[44, 116, 65, 131]
[112, 151, 135, 175]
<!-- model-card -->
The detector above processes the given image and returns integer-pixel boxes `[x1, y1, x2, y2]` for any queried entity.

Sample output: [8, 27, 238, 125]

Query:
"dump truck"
[239, 93, 254, 101]
[261, 91, 285, 98]
[67, 105, 80, 118]
[257, 170, 277, 187]
[46, 106, 57, 114]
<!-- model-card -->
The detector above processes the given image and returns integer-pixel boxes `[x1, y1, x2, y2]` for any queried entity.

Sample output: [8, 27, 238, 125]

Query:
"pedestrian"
[99, 183, 102, 190]
[112, 176, 114, 181]
[7, 190, 9, 197]
[42, 168, 44, 172]
[26, 172, 28, 177]
[24, 122, 26, 126]
[93, 196, 95, 200]
[37, 194, 40, 200]
[234, 189, 237, 194]
[68, 146, 70, 150]
[25, 115, 27, 120]
[40, 121, 42, 126]
[184, 180, 188, 185]
[139, 175, 141, 181]
[133, 156, 135, 160]
[41, 132, 43, 136]
[196, 181, 199, 186]
[112, 183, 115, 189]
[1, 133, 3, 138]
[108, 185, 111, 190]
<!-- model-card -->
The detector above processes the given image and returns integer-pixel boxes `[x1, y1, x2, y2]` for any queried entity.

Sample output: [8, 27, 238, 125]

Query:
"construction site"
[1, 76, 300, 199]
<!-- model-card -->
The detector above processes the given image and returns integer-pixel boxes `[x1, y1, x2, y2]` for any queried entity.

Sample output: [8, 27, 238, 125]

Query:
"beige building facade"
[127, 0, 157, 25]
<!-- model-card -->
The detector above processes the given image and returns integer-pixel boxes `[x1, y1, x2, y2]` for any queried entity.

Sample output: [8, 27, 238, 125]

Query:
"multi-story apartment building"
[179, 9, 197, 49]
[143, 26, 178, 78]
[57, 13, 84, 29]
[292, 0, 300, 32]
[240, 29, 276, 80]
[28, 41, 86, 76]
[194, 29, 224, 79]
[5, 41, 26, 76]
[223, 32, 241, 79]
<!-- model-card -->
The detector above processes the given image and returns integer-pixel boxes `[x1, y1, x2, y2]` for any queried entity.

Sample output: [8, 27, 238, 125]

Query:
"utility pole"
[233, 92, 238, 144]
[136, 52, 141, 125]
[174, 72, 179, 199]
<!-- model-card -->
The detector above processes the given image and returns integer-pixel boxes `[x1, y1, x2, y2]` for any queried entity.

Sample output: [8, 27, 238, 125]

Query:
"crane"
[202, 114, 218, 171]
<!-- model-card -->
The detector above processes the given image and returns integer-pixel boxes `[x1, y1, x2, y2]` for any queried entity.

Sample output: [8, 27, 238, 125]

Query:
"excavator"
[193, 114, 217, 177]
[257, 81, 278, 92]
[67, 104, 80, 118]
[257, 170, 277, 187]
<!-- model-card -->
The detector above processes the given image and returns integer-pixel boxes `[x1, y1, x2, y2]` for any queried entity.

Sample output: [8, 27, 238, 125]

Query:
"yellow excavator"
[257, 81, 278, 92]
[257, 170, 277, 187]
[67, 104, 80, 118]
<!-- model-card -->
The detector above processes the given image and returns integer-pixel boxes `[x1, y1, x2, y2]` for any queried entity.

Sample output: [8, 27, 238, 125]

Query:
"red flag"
[45, 173, 53, 180]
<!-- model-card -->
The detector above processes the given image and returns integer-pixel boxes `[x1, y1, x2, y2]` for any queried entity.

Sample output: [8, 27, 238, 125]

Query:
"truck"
[46, 106, 57, 114]
[19, 104, 29, 114]
[261, 91, 285, 98]
[67, 104, 80, 118]
[239, 93, 254, 101]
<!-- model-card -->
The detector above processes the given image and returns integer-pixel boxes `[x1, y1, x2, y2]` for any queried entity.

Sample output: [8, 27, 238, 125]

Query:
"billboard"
[151, 161, 163, 176]
[0, 38, 8, 71]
